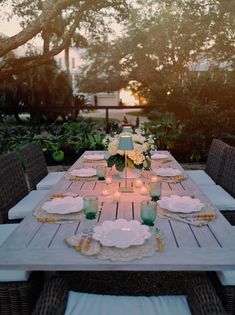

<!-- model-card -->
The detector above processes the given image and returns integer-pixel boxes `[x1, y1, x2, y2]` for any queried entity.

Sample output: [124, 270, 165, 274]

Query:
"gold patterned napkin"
[33, 209, 86, 224]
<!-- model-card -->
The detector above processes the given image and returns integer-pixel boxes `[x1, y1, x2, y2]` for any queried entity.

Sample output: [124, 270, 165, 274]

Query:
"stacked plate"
[83, 154, 104, 161]
[153, 168, 182, 177]
[93, 219, 151, 248]
[70, 168, 96, 178]
[151, 153, 169, 160]
[158, 195, 204, 213]
[42, 196, 83, 214]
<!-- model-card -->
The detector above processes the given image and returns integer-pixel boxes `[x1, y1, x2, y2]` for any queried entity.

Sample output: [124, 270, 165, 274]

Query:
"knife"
[156, 228, 164, 253]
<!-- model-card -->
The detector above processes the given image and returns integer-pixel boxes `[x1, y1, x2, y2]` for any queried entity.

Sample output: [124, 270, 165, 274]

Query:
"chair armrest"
[187, 273, 227, 315]
[33, 277, 69, 315]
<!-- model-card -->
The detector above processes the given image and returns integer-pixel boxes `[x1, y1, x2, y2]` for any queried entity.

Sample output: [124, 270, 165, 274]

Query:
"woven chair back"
[22, 141, 48, 191]
[219, 146, 235, 198]
[205, 139, 230, 184]
[0, 152, 28, 223]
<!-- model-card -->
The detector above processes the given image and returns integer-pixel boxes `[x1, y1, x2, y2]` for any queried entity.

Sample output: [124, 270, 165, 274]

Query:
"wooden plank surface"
[0, 150, 234, 271]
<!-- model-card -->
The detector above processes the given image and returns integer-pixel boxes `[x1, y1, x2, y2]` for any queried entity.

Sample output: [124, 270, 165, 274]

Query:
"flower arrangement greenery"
[103, 129, 156, 172]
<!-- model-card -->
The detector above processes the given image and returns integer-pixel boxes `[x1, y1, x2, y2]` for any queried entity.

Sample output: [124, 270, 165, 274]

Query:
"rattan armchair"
[22, 141, 65, 191]
[33, 272, 227, 315]
[0, 152, 28, 223]
[0, 152, 48, 222]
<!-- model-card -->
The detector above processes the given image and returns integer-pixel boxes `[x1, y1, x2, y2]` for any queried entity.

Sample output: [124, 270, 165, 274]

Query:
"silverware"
[76, 230, 89, 252]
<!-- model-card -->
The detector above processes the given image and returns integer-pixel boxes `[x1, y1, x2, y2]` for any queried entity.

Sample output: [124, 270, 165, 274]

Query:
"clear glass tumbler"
[83, 195, 98, 219]
[140, 200, 157, 226]
[96, 166, 106, 180]
[149, 181, 162, 202]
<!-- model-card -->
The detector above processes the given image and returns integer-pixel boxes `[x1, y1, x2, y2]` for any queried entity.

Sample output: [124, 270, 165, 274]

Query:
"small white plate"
[151, 153, 169, 160]
[42, 196, 83, 214]
[93, 219, 151, 248]
[70, 168, 96, 177]
[153, 168, 182, 177]
[158, 195, 204, 213]
[84, 154, 104, 161]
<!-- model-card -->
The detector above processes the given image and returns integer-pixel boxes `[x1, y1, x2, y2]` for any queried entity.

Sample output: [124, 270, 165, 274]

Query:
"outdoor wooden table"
[0, 151, 234, 271]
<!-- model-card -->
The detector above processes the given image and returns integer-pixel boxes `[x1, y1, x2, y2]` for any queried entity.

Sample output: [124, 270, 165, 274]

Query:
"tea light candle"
[113, 190, 121, 202]
[140, 186, 148, 195]
[102, 188, 109, 196]
[135, 179, 143, 188]
[151, 176, 158, 182]
[105, 176, 112, 184]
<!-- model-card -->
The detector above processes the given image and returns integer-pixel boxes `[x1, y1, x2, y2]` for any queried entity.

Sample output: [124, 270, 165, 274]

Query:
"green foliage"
[144, 112, 182, 150]
[107, 154, 125, 172]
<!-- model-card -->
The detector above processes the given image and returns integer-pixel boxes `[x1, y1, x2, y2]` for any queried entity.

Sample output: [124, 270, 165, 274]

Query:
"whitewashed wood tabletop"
[0, 151, 234, 271]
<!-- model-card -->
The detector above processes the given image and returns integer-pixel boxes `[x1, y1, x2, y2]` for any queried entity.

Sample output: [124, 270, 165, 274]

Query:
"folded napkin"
[33, 209, 85, 224]
[65, 175, 97, 181]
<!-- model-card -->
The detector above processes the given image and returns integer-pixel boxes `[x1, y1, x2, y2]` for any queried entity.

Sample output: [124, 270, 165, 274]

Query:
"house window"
[72, 58, 75, 69]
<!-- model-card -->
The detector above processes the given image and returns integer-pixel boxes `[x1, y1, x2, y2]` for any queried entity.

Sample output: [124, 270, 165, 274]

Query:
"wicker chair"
[0, 224, 43, 315]
[0, 152, 48, 223]
[186, 139, 230, 185]
[33, 272, 227, 315]
[22, 141, 65, 191]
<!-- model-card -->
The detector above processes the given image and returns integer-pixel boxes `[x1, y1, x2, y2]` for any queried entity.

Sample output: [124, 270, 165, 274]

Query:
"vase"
[119, 167, 142, 179]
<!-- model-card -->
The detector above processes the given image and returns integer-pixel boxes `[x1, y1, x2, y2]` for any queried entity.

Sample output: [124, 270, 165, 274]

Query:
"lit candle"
[140, 186, 148, 195]
[151, 176, 158, 182]
[105, 176, 112, 184]
[102, 189, 109, 196]
[113, 190, 121, 202]
[135, 179, 143, 188]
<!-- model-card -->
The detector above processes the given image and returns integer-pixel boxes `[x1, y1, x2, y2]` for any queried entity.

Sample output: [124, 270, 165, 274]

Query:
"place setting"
[83, 153, 106, 164]
[157, 194, 217, 226]
[66, 166, 98, 181]
[143, 167, 187, 183]
[151, 152, 172, 164]
[66, 217, 164, 262]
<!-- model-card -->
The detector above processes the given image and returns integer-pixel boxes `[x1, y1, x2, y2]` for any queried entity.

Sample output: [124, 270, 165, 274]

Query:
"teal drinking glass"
[83, 195, 98, 220]
[140, 200, 157, 226]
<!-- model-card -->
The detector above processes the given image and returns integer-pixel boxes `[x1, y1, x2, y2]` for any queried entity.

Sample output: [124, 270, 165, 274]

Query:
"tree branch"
[0, 0, 82, 57]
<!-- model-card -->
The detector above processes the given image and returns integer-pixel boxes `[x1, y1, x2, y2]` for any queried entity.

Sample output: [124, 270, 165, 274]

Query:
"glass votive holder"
[96, 166, 106, 180]
[83, 195, 98, 220]
[135, 179, 143, 188]
[140, 200, 157, 226]
[105, 176, 112, 184]
[149, 181, 162, 202]
[113, 190, 121, 202]
[140, 186, 148, 195]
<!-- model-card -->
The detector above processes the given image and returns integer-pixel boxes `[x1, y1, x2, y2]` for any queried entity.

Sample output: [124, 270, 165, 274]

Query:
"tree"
[0, 0, 129, 80]
[77, 0, 235, 97]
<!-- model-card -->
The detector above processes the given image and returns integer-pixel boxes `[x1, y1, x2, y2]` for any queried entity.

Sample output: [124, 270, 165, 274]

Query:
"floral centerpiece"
[103, 129, 156, 173]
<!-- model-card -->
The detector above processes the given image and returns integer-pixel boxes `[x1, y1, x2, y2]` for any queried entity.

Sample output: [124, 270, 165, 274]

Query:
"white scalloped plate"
[93, 219, 151, 248]
[84, 154, 104, 161]
[42, 196, 83, 214]
[158, 195, 204, 213]
[151, 153, 169, 160]
[70, 168, 96, 177]
[153, 168, 182, 177]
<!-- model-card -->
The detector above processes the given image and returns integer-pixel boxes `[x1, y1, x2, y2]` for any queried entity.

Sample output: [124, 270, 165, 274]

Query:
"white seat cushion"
[201, 185, 235, 211]
[186, 170, 216, 185]
[36, 172, 65, 190]
[8, 189, 50, 220]
[65, 291, 192, 315]
[216, 271, 235, 286]
[0, 224, 31, 281]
